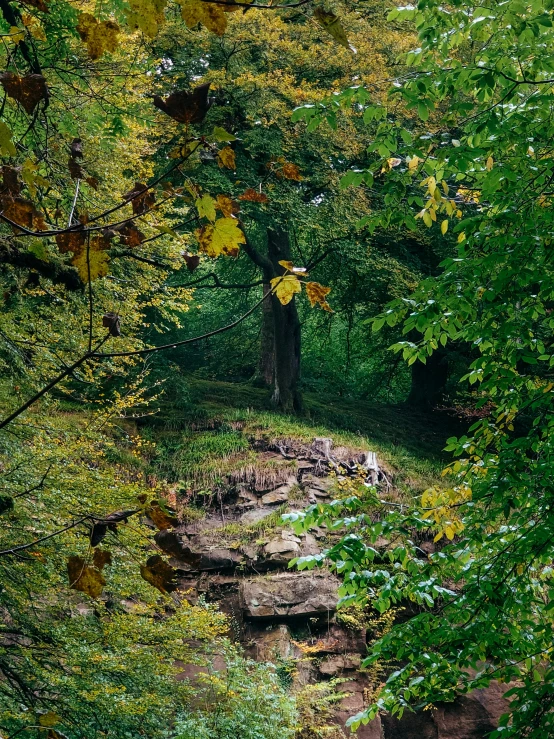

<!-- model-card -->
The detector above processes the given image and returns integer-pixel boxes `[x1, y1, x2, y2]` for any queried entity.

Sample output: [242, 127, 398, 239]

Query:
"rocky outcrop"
[240, 571, 339, 618]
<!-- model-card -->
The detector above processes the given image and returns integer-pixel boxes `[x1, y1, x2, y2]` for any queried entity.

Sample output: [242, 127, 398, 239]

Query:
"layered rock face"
[159, 436, 510, 738]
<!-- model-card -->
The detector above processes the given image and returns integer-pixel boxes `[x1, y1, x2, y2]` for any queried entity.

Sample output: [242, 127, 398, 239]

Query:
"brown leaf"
[77, 13, 119, 60]
[140, 554, 178, 593]
[216, 194, 238, 217]
[305, 281, 333, 311]
[184, 253, 200, 272]
[2, 166, 22, 196]
[280, 162, 302, 181]
[21, 0, 49, 12]
[67, 555, 106, 598]
[153, 83, 211, 124]
[145, 500, 179, 530]
[85, 176, 99, 190]
[0, 72, 49, 114]
[92, 548, 112, 570]
[71, 236, 110, 282]
[70, 138, 83, 158]
[102, 312, 121, 336]
[55, 230, 86, 254]
[217, 146, 236, 170]
[238, 187, 269, 203]
[154, 529, 202, 566]
[68, 156, 84, 180]
[117, 222, 144, 247]
[1, 196, 46, 232]
[123, 182, 156, 215]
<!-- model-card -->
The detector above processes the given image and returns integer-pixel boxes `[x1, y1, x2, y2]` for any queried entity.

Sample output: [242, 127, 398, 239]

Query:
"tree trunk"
[258, 283, 275, 388]
[265, 228, 302, 413]
[407, 348, 448, 409]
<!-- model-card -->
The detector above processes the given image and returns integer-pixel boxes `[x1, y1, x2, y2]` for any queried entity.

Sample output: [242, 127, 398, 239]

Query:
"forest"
[1, 0, 554, 736]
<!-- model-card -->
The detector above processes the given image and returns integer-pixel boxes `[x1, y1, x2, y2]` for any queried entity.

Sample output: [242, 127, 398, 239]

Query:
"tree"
[289, 0, 554, 736]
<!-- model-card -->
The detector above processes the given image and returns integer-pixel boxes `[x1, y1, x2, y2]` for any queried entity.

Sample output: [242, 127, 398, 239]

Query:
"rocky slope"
[150, 415, 510, 739]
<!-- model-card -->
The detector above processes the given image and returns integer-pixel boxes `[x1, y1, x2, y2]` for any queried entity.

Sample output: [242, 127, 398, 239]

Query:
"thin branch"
[68, 179, 80, 227]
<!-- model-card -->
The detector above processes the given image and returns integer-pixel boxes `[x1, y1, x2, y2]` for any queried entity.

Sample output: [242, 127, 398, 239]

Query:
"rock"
[312, 437, 333, 457]
[313, 624, 367, 654]
[319, 653, 362, 676]
[245, 624, 295, 662]
[263, 532, 301, 564]
[261, 476, 298, 505]
[434, 682, 513, 739]
[335, 712, 382, 739]
[300, 533, 320, 556]
[237, 487, 258, 508]
[381, 711, 436, 739]
[240, 543, 260, 561]
[240, 507, 275, 524]
[240, 572, 339, 619]
[297, 459, 315, 470]
[154, 530, 202, 567]
[197, 548, 242, 570]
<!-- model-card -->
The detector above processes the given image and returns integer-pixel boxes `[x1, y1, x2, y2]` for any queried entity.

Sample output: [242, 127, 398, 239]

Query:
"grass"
[143, 378, 461, 504]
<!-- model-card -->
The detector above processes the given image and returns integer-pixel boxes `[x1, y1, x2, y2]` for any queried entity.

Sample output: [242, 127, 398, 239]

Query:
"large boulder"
[240, 571, 339, 618]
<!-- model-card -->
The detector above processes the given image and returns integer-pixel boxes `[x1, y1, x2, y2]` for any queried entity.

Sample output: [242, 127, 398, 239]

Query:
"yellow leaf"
[176, 0, 227, 36]
[67, 556, 106, 598]
[126, 0, 167, 38]
[313, 7, 355, 51]
[196, 194, 216, 221]
[280, 162, 302, 180]
[441, 219, 448, 235]
[218, 146, 236, 170]
[9, 26, 26, 44]
[486, 155, 494, 171]
[422, 211, 432, 228]
[71, 238, 110, 282]
[0, 121, 16, 157]
[433, 531, 444, 543]
[457, 231, 466, 244]
[216, 194, 238, 217]
[408, 155, 420, 171]
[278, 260, 295, 271]
[38, 713, 61, 728]
[305, 281, 332, 311]
[429, 208, 437, 222]
[270, 274, 302, 305]
[77, 13, 119, 60]
[441, 180, 449, 195]
[195, 217, 245, 258]
[22, 14, 47, 41]
[445, 525, 455, 541]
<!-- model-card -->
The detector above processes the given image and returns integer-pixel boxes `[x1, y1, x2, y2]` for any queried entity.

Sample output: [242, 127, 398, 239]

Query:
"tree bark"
[259, 282, 275, 387]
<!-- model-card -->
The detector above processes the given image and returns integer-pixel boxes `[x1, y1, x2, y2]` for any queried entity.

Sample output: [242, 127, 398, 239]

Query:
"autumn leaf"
[305, 281, 332, 311]
[144, 499, 179, 530]
[217, 146, 236, 170]
[280, 162, 302, 181]
[216, 194, 238, 217]
[22, 14, 47, 40]
[153, 83, 211, 124]
[238, 187, 269, 203]
[176, 0, 227, 36]
[270, 274, 302, 305]
[123, 182, 156, 215]
[278, 260, 294, 271]
[38, 712, 61, 728]
[184, 253, 200, 272]
[21, 0, 49, 12]
[196, 217, 245, 257]
[313, 7, 355, 51]
[68, 156, 84, 180]
[2, 165, 21, 195]
[196, 194, 217, 222]
[126, 0, 167, 38]
[77, 14, 119, 60]
[0, 72, 49, 114]
[71, 237, 110, 282]
[154, 530, 202, 566]
[92, 548, 112, 570]
[67, 555, 106, 598]
[102, 312, 121, 336]
[117, 222, 145, 247]
[55, 230, 86, 254]
[140, 554, 179, 593]
[0, 122, 16, 157]
[1, 196, 46, 232]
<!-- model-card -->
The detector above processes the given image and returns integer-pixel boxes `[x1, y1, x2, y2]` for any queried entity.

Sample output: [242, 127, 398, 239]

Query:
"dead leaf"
[126, 0, 167, 38]
[68, 156, 84, 180]
[270, 274, 302, 305]
[90, 509, 137, 546]
[305, 281, 332, 311]
[176, 0, 227, 36]
[153, 83, 211, 124]
[77, 13, 119, 60]
[280, 162, 302, 181]
[55, 230, 86, 254]
[85, 176, 99, 190]
[67, 555, 106, 598]
[216, 194, 238, 217]
[70, 138, 83, 158]
[117, 222, 144, 247]
[140, 555, 178, 593]
[102, 312, 121, 336]
[21, 0, 49, 12]
[184, 253, 200, 272]
[195, 217, 245, 258]
[145, 500, 179, 530]
[2, 166, 21, 195]
[217, 146, 236, 170]
[123, 182, 156, 215]
[1, 196, 46, 232]
[0, 72, 49, 114]
[238, 187, 269, 203]
[154, 529, 202, 566]
[313, 7, 354, 51]
[92, 548, 112, 570]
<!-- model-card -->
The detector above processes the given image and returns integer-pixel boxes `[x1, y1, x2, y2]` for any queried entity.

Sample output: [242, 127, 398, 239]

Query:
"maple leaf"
[238, 187, 269, 203]
[0, 122, 16, 157]
[77, 13, 119, 60]
[126, 0, 167, 38]
[177, 0, 227, 36]
[117, 222, 144, 247]
[55, 230, 86, 254]
[196, 194, 216, 222]
[0, 72, 49, 114]
[280, 162, 302, 181]
[21, 0, 49, 12]
[313, 7, 354, 51]
[144, 499, 179, 530]
[68, 156, 84, 180]
[305, 281, 332, 311]
[67, 555, 106, 598]
[102, 312, 121, 336]
[153, 83, 211, 124]
[38, 713, 61, 728]
[92, 548, 112, 570]
[195, 217, 245, 258]
[1, 196, 46, 232]
[123, 182, 156, 215]
[271, 274, 302, 305]
[2, 165, 21, 195]
[71, 237, 110, 282]
[218, 146, 236, 170]
[140, 554, 179, 593]
[216, 194, 238, 217]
